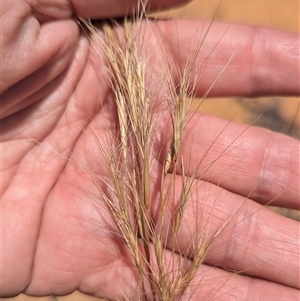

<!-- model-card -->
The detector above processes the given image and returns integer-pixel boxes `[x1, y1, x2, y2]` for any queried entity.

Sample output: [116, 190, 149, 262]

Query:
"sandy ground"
[3, 0, 299, 300]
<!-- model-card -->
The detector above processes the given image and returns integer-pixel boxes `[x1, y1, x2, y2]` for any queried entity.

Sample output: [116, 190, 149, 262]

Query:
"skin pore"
[1, 0, 299, 300]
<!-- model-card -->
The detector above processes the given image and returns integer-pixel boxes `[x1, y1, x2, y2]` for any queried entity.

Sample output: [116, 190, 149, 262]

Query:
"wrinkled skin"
[1, 1, 299, 300]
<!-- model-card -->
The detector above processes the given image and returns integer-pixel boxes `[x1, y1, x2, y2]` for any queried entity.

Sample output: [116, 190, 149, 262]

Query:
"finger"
[0, 2, 185, 116]
[159, 19, 300, 96]
[27, 229, 298, 301]
[157, 173, 300, 289]
[128, 260, 299, 301]
[180, 262, 299, 301]
[88, 19, 299, 210]
[69, 0, 189, 18]
[77, 245, 300, 300]
[87, 256, 298, 301]
[21, 161, 292, 301]
[98, 19, 299, 97]
[151, 20, 300, 206]
[31, 0, 189, 19]
[87, 19, 299, 206]
[1, 0, 81, 113]
[165, 112, 300, 209]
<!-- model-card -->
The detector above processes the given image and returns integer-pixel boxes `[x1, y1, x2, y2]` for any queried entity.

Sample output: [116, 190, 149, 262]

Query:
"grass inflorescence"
[79, 5, 247, 301]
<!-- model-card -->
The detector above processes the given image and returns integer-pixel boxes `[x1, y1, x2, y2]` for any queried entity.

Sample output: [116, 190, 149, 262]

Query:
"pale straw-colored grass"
[79, 5, 242, 301]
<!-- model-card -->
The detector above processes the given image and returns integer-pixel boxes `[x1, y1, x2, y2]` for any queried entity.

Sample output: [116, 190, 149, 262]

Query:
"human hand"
[1, 0, 299, 300]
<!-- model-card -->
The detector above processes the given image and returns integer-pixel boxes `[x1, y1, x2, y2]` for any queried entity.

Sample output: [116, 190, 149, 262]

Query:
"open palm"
[1, 1, 299, 300]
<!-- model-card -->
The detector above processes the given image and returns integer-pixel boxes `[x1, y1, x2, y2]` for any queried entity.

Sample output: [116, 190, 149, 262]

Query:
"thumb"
[0, 0, 79, 117]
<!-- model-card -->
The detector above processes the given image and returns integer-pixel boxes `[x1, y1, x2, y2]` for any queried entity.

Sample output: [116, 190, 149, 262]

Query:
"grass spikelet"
[79, 3, 244, 301]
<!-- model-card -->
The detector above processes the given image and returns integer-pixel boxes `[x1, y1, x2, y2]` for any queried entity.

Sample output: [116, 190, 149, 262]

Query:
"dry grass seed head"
[78, 5, 259, 301]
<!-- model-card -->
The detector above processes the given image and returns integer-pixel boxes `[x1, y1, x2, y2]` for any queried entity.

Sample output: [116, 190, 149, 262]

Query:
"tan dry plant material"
[79, 8, 247, 301]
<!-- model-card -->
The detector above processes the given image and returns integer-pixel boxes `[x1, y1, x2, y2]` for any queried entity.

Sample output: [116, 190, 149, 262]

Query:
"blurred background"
[4, 0, 299, 300]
